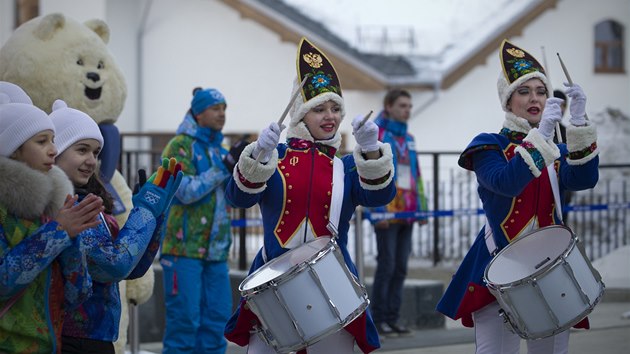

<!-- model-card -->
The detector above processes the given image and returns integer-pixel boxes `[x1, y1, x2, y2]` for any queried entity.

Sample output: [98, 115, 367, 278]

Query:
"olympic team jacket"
[0, 157, 92, 353]
[371, 113, 428, 223]
[436, 113, 599, 328]
[224, 138, 396, 354]
[160, 113, 232, 261]
[62, 191, 166, 342]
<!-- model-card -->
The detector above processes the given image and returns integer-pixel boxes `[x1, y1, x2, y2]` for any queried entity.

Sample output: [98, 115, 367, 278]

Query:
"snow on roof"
[281, 0, 543, 83]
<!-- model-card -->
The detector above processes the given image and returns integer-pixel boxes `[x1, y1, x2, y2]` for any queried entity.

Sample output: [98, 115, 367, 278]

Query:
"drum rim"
[484, 225, 576, 287]
[239, 236, 337, 295]
[257, 298, 370, 353]
[503, 282, 605, 340]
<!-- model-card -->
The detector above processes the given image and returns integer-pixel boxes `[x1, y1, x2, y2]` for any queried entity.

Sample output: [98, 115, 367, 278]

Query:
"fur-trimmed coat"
[436, 113, 599, 328]
[0, 157, 91, 353]
[224, 137, 396, 354]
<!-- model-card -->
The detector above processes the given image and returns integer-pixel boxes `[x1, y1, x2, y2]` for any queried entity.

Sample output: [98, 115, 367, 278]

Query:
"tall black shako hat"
[497, 39, 550, 112]
[289, 37, 345, 133]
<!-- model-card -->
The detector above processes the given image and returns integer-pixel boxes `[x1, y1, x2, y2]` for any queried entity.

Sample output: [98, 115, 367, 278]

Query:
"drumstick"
[540, 46, 563, 143]
[557, 52, 589, 121]
[250, 74, 310, 172]
[277, 74, 310, 127]
[356, 110, 374, 130]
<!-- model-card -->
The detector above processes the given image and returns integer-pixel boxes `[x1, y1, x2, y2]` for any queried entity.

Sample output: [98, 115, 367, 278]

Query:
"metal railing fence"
[119, 134, 629, 269]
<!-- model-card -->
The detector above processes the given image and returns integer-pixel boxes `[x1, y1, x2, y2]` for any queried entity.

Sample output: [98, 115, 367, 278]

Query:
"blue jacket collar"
[374, 111, 408, 136]
[176, 113, 223, 146]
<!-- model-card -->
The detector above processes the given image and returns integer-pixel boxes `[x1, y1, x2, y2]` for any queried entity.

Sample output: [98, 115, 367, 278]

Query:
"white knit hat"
[497, 40, 550, 112]
[0, 102, 55, 157]
[49, 99, 104, 155]
[0, 81, 33, 104]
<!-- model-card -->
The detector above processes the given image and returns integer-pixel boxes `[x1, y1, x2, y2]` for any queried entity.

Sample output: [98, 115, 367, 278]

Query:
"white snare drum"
[239, 236, 369, 353]
[484, 225, 604, 340]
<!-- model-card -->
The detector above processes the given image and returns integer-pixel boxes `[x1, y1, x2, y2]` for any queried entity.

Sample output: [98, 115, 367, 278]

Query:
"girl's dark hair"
[383, 88, 412, 108]
[83, 174, 114, 214]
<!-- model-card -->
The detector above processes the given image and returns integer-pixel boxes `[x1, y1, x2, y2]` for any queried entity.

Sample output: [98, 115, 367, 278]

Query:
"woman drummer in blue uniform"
[224, 37, 395, 354]
[436, 40, 600, 354]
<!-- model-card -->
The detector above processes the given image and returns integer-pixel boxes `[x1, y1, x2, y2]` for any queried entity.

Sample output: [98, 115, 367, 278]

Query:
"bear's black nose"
[87, 72, 100, 82]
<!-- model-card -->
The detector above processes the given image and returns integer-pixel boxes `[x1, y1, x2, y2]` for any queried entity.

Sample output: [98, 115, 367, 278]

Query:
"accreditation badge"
[396, 163, 412, 190]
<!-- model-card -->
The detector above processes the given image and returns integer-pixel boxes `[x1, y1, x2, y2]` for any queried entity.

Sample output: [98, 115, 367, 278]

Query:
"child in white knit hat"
[0, 81, 32, 104]
[0, 101, 103, 353]
[50, 99, 183, 353]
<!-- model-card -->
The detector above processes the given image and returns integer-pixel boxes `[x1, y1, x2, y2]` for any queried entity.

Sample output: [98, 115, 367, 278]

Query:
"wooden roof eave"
[221, 0, 435, 91]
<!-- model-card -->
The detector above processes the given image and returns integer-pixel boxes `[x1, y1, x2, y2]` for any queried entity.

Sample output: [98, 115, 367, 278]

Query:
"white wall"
[0, 0, 16, 45]
[410, 0, 630, 153]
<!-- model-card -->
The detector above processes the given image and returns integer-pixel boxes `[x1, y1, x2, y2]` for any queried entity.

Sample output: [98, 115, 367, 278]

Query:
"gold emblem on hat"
[303, 52, 323, 68]
[506, 48, 525, 58]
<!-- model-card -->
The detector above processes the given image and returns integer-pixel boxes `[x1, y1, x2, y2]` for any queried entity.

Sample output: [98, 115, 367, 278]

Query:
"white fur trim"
[497, 71, 550, 112]
[353, 142, 394, 190]
[285, 121, 343, 151]
[502, 112, 533, 133]
[288, 75, 346, 126]
[286, 121, 314, 142]
[0, 157, 73, 220]
[514, 128, 560, 177]
[566, 123, 599, 165]
[233, 142, 277, 194]
[44, 165, 75, 218]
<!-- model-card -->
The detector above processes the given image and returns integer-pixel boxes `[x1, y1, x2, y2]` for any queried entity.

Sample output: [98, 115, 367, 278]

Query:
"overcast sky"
[282, 0, 518, 55]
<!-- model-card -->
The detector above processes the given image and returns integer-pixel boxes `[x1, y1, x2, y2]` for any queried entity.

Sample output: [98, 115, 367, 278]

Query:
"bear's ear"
[33, 13, 65, 41]
[84, 19, 110, 44]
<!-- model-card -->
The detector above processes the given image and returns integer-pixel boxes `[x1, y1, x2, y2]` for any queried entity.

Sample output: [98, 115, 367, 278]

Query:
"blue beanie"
[191, 87, 226, 115]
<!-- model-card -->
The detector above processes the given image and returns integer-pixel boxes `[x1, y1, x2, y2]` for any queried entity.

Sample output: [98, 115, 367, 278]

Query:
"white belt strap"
[483, 219, 497, 256]
[326, 157, 345, 238]
[547, 164, 563, 223]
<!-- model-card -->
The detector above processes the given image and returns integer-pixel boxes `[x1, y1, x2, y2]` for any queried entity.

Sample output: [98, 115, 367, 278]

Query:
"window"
[594, 20, 624, 73]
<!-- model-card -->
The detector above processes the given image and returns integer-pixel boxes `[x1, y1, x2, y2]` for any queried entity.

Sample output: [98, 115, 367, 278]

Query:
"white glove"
[253, 122, 284, 163]
[538, 97, 564, 140]
[351, 114, 379, 152]
[564, 82, 587, 126]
